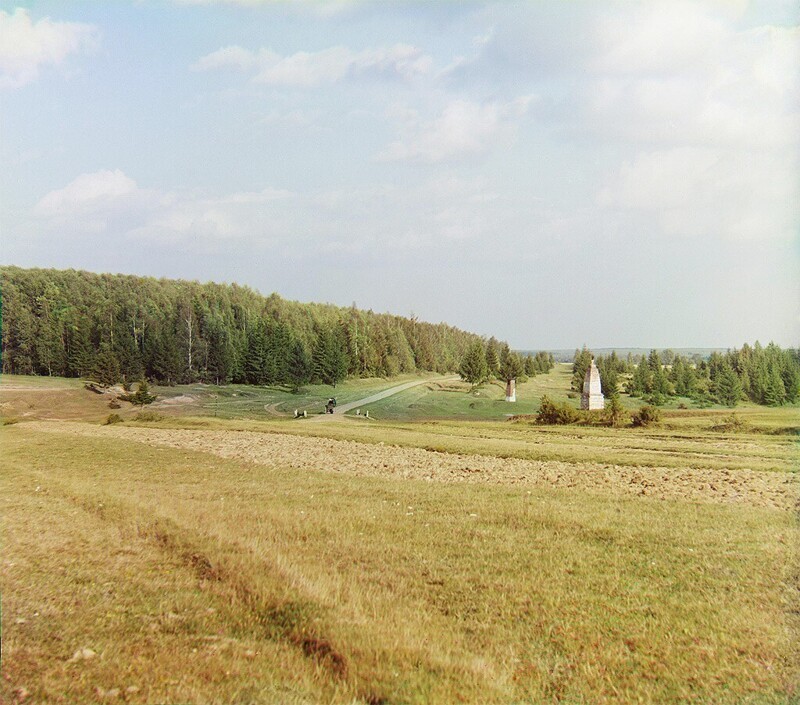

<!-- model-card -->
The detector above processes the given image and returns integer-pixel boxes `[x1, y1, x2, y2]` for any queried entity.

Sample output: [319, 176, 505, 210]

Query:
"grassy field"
[2, 364, 784, 425]
[1, 372, 798, 704]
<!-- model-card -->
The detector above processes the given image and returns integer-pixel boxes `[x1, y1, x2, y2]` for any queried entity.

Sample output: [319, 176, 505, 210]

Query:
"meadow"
[1, 369, 797, 704]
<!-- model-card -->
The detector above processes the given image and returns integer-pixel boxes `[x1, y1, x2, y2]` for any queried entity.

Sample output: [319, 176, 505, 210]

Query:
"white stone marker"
[581, 358, 605, 410]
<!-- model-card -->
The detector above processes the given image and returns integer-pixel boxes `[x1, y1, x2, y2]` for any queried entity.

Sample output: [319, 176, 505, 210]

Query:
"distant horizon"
[2, 2, 798, 350]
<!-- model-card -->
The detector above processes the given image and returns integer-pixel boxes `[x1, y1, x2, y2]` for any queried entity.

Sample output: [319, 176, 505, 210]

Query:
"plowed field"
[26, 421, 796, 510]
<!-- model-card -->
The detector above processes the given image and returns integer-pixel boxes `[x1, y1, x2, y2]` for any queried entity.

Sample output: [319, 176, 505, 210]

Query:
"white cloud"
[587, 4, 799, 149]
[0, 8, 98, 88]
[193, 43, 431, 86]
[34, 170, 298, 249]
[379, 96, 532, 163]
[585, 2, 800, 243]
[176, 0, 359, 14]
[597, 147, 800, 241]
[192, 45, 268, 71]
[35, 170, 140, 215]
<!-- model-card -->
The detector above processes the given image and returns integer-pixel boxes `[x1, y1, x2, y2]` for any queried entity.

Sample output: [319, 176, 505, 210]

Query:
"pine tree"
[459, 341, 488, 385]
[287, 340, 311, 391]
[485, 338, 500, 378]
[596, 355, 619, 397]
[571, 347, 592, 392]
[524, 354, 536, 377]
[129, 379, 157, 407]
[763, 365, 786, 406]
[498, 344, 523, 383]
[629, 357, 651, 397]
[714, 363, 742, 406]
[92, 345, 121, 386]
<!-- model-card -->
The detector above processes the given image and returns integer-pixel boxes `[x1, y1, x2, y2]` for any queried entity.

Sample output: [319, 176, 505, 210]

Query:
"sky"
[1, 0, 798, 349]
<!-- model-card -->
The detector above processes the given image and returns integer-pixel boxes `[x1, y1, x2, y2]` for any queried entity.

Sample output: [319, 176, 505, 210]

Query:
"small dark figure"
[326, 398, 337, 414]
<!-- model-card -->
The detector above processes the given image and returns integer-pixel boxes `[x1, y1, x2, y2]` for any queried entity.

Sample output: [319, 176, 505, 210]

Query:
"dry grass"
[2, 422, 797, 704]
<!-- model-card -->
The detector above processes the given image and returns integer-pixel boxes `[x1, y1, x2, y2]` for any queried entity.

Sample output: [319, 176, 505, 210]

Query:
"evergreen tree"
[498, 344, 523, 383]
[92, 345, 121, 386]
[129, 379, 157, 407]
[485, 338, 501, 378]
[524, 353, 536, 377]
[763, 365, 786, 406]
[629, 357, 651, 397]
[595, 355, 619, 397]
[287, 340, 311, 391]
[571, 346, 593, 392]
[459, 341, 488, 385]
[714, 363, 742, 406]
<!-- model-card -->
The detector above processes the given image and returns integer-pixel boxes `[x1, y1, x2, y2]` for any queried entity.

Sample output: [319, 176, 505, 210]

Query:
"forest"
[571, 345, 800, 407]
[0, 267, 489, 387]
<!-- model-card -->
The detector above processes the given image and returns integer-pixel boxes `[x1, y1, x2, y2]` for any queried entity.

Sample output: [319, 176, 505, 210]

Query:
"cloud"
[587, 5, 800, 149]
[597, 147, 800, 241]
[30, 168, 518, 260]
[0, 8, 98, 88]
[587, 2, 800, 242]
[35, 170, 140, 215]
[378, 96, 532, 162]
[176, 0, 359, 14]
[193, 43, 431, 86]
[34, 170, 298, 249]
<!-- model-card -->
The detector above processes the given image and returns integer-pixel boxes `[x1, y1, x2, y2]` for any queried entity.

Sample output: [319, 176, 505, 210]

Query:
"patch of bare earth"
[25, 421, 797, 510]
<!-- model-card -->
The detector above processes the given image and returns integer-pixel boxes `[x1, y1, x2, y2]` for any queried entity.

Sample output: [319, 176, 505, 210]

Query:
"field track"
[26, 421, 796, 510]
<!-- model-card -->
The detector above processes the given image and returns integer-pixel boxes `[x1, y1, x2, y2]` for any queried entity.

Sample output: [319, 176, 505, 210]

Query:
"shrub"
[645, 392, 666, 407]
[134, 410, 164, 422]
[536, 395, 579, 425]
[632, 405, 661, 427]
[709, 413, 750, 433]
[108, 400, 121, 409]
[605, 393, 625, 427]
[104, 413, 123, 425]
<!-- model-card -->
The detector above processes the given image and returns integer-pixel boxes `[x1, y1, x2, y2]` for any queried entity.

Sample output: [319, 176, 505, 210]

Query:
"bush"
[536, 395, 579, 425]
[605, 393, 625, 427]
[108, 400, 121, 409]
[709, 413, 750, 433]
[645, 392, 666, 407]
[104, 413, 123, 425]
[134, 410, 164, 422]
[632, 405, 661, 427]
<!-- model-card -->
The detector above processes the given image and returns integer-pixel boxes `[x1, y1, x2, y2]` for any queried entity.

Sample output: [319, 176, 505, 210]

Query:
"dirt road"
[315, 377, 456, 420]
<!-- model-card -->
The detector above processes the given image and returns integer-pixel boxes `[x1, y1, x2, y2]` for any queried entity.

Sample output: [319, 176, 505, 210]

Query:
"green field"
[1, 372, 798, 704]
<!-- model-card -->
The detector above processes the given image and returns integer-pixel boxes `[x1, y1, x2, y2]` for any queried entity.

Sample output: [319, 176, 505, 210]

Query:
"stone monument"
[581, 358, 604, 410]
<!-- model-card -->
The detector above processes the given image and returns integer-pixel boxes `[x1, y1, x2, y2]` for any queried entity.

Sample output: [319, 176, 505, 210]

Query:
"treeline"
[571, 344, 799, 407]
[1, 266, 490, 387]
[459, 337, 555, 385]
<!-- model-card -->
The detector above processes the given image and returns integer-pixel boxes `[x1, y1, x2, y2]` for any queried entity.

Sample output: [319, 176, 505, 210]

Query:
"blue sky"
[1, 0, 798, 349]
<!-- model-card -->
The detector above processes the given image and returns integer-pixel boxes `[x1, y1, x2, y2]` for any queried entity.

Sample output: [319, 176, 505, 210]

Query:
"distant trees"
[525, 351, 554, 376]
[622, 343, 800, 407]
[0, 266, 485, 387]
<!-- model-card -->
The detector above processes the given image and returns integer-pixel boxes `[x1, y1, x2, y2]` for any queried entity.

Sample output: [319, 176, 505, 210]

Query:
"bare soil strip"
[26, 421, 797, 510]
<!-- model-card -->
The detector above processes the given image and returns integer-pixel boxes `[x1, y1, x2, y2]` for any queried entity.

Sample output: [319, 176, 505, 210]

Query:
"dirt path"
[21, 421, 797, 510]
[315, 377, 457, 420]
